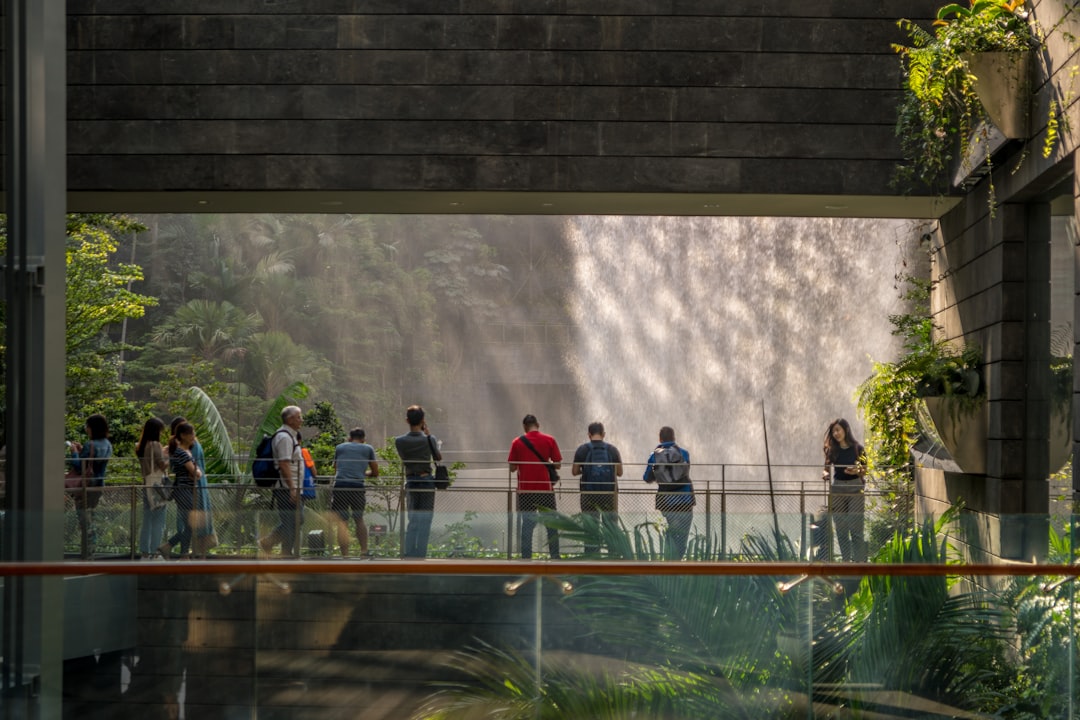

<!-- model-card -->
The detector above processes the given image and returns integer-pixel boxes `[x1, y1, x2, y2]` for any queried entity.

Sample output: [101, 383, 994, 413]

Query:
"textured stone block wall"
[58, 0, 939, 197]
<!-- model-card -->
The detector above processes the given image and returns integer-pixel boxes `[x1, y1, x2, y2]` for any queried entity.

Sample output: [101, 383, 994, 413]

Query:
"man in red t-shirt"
[508, 414, 562, 559]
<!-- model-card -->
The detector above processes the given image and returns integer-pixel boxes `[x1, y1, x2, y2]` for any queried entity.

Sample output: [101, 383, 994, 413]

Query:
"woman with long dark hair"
[137, 417, 170, 558]
[70, 413, 112, 558]
[822, 418, 867, 562]
[159, 422, 200, 559]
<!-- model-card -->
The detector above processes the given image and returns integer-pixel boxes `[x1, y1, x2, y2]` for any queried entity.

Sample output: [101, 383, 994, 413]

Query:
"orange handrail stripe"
[0, 560, 1077, 578]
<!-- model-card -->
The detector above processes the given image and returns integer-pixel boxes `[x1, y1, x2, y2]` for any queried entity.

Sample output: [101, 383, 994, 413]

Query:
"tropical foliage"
[856, 273, 982, 542]
[414, 510, 1068, 719]
[892, 0, 1038, 192]
[0, 213, 159, 452]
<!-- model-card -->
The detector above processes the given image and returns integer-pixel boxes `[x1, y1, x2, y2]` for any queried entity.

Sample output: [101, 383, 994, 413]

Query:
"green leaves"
[893, 0, 1035, 192]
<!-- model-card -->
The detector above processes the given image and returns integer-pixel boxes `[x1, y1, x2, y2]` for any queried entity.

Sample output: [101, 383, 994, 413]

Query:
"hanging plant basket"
[923, 397, 988, 475]
[962, 50, 1033, 138]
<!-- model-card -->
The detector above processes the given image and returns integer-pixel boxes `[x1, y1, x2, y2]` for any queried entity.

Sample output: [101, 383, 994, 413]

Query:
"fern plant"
[893, 0, 1038, 194]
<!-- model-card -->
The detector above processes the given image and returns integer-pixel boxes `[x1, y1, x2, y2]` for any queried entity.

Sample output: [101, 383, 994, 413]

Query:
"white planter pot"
[962, 51, 1032, 139]
[923, 396, 987, 475]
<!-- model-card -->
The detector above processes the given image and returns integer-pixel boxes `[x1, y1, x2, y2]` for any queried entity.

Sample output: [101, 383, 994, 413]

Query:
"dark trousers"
[518, 492, 559, 559]
[271, 489, 303, 555]
[829, 491, 865, 562]
[167, 484, 194, 555]
[405, 478, 435, 558]
[580, 493, 616, 556]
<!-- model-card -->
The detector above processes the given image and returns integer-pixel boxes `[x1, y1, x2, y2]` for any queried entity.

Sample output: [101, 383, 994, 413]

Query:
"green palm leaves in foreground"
[416, 509, 1037, 719]
[182, 385, 240, 481]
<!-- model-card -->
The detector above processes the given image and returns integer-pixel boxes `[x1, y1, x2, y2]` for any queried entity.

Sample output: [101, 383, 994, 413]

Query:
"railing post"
[720, 464, 727, 560]
[506, 469, 514, 560]
[130, 485, 138, 560]
[397, 473, 406, 559]
[704, 476, 712, 556]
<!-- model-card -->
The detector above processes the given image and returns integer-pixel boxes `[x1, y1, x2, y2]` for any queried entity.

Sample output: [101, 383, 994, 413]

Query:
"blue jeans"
[404, 477, 435, 558]
[140, 495, 167, 555]
[662, 508, 693, 560]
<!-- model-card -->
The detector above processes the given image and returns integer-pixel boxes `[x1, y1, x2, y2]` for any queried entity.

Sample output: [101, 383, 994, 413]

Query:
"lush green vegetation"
[1, 212, 572, 464]
[892, 0, 1040, 193]
[415, 511, 1079, 719]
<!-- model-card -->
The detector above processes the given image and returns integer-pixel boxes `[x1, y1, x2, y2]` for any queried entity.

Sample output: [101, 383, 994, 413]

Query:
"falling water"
[564, 216, 926, 474]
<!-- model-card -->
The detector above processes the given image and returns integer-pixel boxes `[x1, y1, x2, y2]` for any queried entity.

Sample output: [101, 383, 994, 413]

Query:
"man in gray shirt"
[259, 405, 303, 557]
[395, 405, 441, 558]
[332, 427, 379, 557]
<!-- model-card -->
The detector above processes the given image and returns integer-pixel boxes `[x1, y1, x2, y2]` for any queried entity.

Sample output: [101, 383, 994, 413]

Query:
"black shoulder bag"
[519, 435, 559, 485]
[428, 436, 450, 489]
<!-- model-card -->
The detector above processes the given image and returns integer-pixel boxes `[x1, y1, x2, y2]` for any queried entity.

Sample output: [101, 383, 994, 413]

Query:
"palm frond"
[412, 642, 748, 720]
[249, 380, 310, 458]
[184, 385, 240, 481]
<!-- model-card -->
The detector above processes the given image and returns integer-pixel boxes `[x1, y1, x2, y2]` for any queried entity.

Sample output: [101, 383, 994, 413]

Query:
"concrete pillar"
[2, 0, 67, 716]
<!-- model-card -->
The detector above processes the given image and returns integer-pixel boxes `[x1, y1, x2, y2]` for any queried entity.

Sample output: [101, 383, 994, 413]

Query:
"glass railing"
[51, 462, 915, 562]
[0, 541, 1077, 719]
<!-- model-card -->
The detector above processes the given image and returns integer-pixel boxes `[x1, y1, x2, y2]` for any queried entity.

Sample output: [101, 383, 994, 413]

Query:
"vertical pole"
[2, 0, 66, 716]
[720, 465, 727, 560]
[507, 469, 515, 560]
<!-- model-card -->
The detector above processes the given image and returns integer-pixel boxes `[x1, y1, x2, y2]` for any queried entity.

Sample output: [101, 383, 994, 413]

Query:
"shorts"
[331, 482, 366, 519]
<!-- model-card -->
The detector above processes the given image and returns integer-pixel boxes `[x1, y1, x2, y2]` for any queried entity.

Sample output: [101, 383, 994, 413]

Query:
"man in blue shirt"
[643, 426, 695, 560]
[332, 427, 380, 557]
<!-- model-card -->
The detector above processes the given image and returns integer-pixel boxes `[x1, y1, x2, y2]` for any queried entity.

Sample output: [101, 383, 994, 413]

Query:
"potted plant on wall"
[858, 276, 987, 479]
[892, 0, 1048, 195]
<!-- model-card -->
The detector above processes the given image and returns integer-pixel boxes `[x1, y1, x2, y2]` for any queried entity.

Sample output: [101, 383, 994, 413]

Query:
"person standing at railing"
[190, 426, 217, 558]
[821, 418, 867, 562]
[137, 417, 170, 559]
[160, 422, 200, 559]
[571, 421, 623, 556]
[508, 414, 562, 560]
[644, 426, 694, 560]
[396, 405, 441, 558]
[333, 427, 379, 557]
[70, 413, 112, 558]
[259, 405, 304, 557]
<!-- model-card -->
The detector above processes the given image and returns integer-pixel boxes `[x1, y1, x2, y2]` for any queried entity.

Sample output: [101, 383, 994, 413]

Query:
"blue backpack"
[581, 442, 616, 492]
[252, 429, 289, 488]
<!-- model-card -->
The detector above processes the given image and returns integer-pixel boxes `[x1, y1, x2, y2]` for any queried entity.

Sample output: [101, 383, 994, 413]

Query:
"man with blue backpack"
[571, 422, 623, 557]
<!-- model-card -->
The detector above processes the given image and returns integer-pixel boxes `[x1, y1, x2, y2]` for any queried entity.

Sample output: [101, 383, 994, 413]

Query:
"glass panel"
[0, 514, 1078, 718]
[1049, 209, 1075, 497]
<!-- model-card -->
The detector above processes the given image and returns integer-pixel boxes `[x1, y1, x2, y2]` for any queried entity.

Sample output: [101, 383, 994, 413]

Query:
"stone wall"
[916, 0, 1080, 561]
[57, 0, 940, 207]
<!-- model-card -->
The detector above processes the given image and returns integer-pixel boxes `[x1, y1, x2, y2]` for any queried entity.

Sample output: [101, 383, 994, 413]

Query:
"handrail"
[1, 559, 1078, 578]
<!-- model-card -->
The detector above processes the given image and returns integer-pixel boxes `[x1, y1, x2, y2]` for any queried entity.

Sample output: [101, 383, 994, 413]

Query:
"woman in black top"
[822, 418, 867, 562]
[160, 422, 201, 559]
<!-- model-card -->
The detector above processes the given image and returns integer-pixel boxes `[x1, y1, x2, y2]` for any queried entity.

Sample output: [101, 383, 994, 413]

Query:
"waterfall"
[564, 215, 924, 472]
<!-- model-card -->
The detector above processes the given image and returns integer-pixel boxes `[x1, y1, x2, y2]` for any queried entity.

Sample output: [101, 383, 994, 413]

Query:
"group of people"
[66, 404, 869, 563]
[142, 416, 216, 559]
[66, 413, 215, 559]
[391, 408, 698, 560]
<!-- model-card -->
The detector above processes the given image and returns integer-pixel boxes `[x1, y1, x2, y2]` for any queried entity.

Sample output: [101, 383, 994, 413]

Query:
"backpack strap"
[273, 428, 298, 468]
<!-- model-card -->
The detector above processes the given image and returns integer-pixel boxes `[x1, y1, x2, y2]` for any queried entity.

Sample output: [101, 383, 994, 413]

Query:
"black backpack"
[652, 444, 690, 491]
[252, 429, 290, 488]
[581, 442, 616, 492]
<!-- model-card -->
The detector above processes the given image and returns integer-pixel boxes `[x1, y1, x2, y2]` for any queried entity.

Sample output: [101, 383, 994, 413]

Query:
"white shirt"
[272, 425, 301, 489]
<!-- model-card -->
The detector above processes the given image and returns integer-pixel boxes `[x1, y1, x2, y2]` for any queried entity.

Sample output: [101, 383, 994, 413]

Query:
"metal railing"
[48, 459, 924, 561]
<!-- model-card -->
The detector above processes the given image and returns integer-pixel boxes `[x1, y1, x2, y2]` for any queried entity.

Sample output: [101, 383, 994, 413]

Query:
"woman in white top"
[137, 417, 170, 558]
